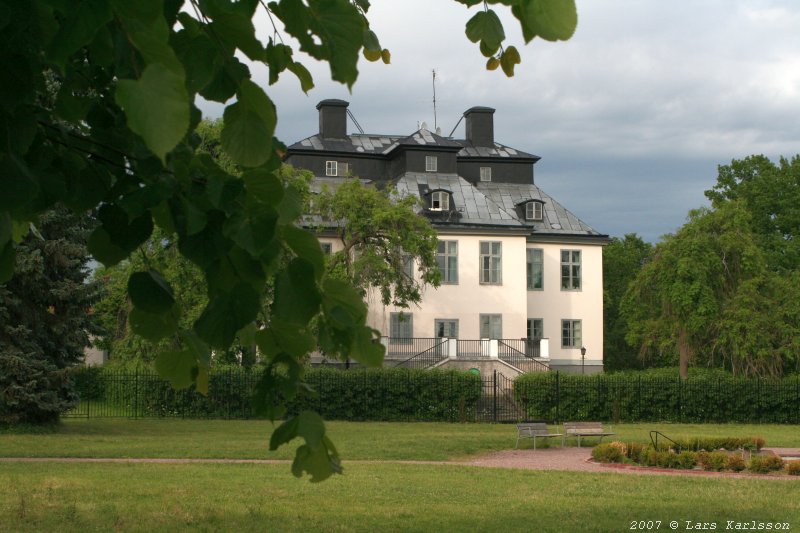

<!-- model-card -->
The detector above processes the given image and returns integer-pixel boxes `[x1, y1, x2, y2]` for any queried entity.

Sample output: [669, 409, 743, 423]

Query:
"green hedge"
[69, 366, 482, 422]
[514, 371, 800, 423]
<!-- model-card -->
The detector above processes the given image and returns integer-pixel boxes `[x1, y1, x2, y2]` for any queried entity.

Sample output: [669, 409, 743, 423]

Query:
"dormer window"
[431, 191, 449, 211]
[325, 161, 337, 176]
[325, 161, 349, 176]
[425, 155, 438, 172]
[525, 201, 543, 221]
[480, 167, 492, 182]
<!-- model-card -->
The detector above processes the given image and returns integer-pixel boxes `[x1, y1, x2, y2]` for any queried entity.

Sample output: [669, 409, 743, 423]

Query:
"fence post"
[133, 367, 139, 420]
[492, 370, 497, 423]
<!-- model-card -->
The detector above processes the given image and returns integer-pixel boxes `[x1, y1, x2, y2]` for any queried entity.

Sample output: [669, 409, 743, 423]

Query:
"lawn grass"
[1, 419, 797, 460]
[1, 462, 798, 532]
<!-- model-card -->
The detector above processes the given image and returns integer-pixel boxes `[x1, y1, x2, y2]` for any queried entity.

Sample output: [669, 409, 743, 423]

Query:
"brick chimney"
[464, 106, 495, 147]
[317, 99, 349, 139]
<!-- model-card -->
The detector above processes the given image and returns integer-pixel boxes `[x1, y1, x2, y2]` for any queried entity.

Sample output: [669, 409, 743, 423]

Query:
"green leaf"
[221, 80, 276, 167]
[0, 154, 38, 214]
[127, 270, 176, 313]
[282, 225, 324, 280]
[271, 319, 316, 357]
[88, 205, 153, 267]
[179, 329, 211, 368]
[516, 0, 577, 43]
[223, 204, 279, 257]
[287, 61, 314, 93]
[277, 185, 304, 224]
[194, 282, 261, 348]
[322, 279, 368, 325]
[154, 349, 196, 389]
[270, 413, 342, 483]
[243, 168, 284, 206]
[350, 325, 384, 367]
[465, 10, 505, 50]
[116, 63, 190, 162]
[272, 258, 321, 327]
[196, 365, 210, 395]
[129, 306, 179, 341]
[500, 45, 521, 77]
[174, 33, 218, 93]
[46, 0, 112, 69]
[292, 435, 342, 482]
[362, 29, 380, 51]
[200, 56, 250, 103]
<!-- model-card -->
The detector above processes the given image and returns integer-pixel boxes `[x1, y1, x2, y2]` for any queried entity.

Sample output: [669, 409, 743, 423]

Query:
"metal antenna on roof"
[346, 108, 365, 134]
[447, 114, 464, 139]
[432, 69, 438, 131]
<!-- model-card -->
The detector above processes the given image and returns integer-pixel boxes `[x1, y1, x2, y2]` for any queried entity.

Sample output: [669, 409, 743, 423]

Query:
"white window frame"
[525, 201, 543, 221]
[436, 240, 458, 284]
[480, 314, 502, 339]
[320, 242, 332, 255]
[479, 166, 492, 182]
[430, 191, 449, 211]
[325, 160, 337, 177]
[479, 241, 502, 284]
[425, 155, 438, 172]
[527, 248, 543, 290]
[390, 312, 413, 343]
[561, 249, 581, 290]
[561, 319, 582, 348]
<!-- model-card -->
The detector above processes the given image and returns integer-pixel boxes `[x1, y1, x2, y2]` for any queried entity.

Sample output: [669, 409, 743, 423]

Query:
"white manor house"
[285, 100, 608, 374]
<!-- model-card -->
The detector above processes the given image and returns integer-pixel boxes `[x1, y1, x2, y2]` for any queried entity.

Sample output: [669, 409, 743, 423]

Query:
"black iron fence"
[67, 367, 525, 423]
[67, 368, 800, 424]
[515, 373, 800, 424]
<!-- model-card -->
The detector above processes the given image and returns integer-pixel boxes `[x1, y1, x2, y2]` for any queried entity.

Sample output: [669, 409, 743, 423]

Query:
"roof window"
[525, 201, 543, 221]
[431, 191, 449, 211]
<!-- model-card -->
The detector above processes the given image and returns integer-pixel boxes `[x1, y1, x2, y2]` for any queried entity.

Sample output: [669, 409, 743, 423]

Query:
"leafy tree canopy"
[0, 0, 576, 480]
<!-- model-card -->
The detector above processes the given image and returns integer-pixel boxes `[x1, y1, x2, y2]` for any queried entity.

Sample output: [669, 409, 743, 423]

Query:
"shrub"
[592, 443, 625, 463]
[659, 436, 765, 452]
[698, 451, 727, 471]
[748, 455, 784, 473]
[724, 454, 746, 472]
[626, 443, 647, 464]
[786, 461, 800, 475]
[675, 451, 697, 469]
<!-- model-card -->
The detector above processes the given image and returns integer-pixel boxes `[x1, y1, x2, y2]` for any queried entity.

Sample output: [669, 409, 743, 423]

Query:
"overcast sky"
[202, 1, 800, 242]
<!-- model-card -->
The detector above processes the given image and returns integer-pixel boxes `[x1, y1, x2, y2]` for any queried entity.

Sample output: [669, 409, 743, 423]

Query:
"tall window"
[402, 254, 414, 279]
[561, 319, 582, 348]
[435, 319, 458, 338]
[390, 313, 413, 343]
[480, 314, 502, 339]
[479, 166, 492, 182]
[479, 241, 502, 284]
[430, 191, 449, 211]
[561, 249, 581, 290]
[325, 161, 337, 176]
[436, 240, 458, 283]
[527, 318, 543, 340]
[527, 248, 543, 290]
[425, 155, 438, 172]
[525, 201, 543, 221]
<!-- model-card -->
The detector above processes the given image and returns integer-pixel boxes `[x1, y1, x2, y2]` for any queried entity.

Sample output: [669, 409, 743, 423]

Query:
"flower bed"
[591, 439, 794, 475]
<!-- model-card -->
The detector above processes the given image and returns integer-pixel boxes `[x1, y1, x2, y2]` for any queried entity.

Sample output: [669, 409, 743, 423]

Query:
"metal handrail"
[394, 338, 449, 369]
[497, 340, 549, 373]
[649, 430, 682, 452]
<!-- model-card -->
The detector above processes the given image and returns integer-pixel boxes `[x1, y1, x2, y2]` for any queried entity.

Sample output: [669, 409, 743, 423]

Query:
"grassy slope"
[1, 462, 798, 532]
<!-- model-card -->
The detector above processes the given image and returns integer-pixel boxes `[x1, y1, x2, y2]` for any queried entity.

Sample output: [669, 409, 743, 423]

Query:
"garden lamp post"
[580, 346, 586, 375]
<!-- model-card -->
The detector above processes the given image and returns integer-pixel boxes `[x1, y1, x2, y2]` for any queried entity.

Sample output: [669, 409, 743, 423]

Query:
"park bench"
[515, 422, 563, 450]
[562, 422, 616, 447]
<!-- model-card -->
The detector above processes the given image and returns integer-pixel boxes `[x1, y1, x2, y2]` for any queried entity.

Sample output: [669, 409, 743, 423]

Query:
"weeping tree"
[0, 207, 102, 424]
[622, 202, 800, 378]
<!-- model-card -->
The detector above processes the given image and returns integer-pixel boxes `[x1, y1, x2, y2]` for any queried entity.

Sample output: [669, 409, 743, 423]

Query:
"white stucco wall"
[366, 233, 528, 341]
[526, 242, 604, 366]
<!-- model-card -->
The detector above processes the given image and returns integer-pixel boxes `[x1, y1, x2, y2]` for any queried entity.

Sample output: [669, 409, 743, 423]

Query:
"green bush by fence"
[69, 366, 482, 422]
[514, 372, 800, 423]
